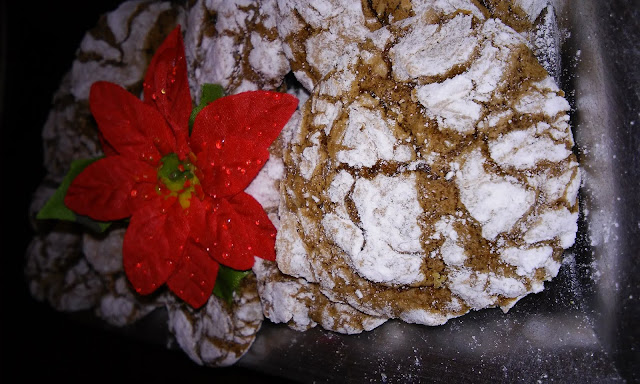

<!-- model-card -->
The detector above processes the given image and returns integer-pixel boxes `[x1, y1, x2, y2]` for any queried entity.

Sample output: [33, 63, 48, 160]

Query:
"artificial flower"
[64, 26, 298, 308]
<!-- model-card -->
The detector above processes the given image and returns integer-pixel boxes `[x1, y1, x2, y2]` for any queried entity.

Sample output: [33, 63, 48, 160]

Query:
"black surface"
[599, 2, 640, 381]
[0, 2, 288, 382]
[567, 1, 640, 382]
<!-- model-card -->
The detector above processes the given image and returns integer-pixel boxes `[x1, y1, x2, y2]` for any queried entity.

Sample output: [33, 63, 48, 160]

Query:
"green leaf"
[76, 214, 112, 233]
[189, 83, 225, 133]
[36, 157, 111, 233]
[213, 265, 251, 304]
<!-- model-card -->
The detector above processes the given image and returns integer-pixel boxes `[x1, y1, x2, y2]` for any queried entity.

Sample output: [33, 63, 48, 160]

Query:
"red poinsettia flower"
[64, 26, 298, 308]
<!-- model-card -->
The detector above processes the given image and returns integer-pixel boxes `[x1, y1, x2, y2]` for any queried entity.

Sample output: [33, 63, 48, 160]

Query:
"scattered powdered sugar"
[530, 1, 563, 82]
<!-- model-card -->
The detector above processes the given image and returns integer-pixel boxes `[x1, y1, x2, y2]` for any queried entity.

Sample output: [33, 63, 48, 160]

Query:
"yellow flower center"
[157, 153, 200, 209]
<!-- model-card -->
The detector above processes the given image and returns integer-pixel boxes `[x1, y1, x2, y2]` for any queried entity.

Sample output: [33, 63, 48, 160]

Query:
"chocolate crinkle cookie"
[271, 0, 579, 329]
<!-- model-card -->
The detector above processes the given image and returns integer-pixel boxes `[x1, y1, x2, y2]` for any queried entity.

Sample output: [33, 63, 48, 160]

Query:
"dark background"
[0, 1, 288, 382]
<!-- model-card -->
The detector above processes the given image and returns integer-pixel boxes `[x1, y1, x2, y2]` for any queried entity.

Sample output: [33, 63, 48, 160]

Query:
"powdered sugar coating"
[349, 174, 425, 285]
[456, 149, 535, 240]
[71, 1, 180, 101]
[166, 274, 264, 367]
[184, 0, 290, 96]
[514, 0, 550, 22]
[337, 98, 414, 167]
[254, 259, 387, 333]
[26, 229, 103, 312]
[500, 246, 554, 276]
[275, 0, 371, 90]
[391, 14, 478, 81]
[489, 124, 572, 169]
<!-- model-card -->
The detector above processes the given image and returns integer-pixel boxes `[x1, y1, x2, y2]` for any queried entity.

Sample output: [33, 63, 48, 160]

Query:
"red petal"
[123, 199, 190, 295]
[143, 26, 191, 159]
[190, 91, 297, 198]
[194, 135, 270, 198]
[228, 193, 277, 262]
[208, 193, 276, 270]
[98, 131, 118, 157]
[183, 197, 217, 250]
[190, 90, 298, 154]
[90, 82, 177, 164]
[126, 181, 164, 216]
[65, 156, 156, 221]
[166, 240, 219, 308]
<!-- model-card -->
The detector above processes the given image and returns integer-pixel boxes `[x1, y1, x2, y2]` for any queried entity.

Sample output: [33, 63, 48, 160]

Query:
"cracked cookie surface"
[274, 3, 579, 328]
